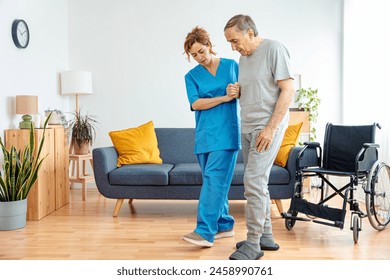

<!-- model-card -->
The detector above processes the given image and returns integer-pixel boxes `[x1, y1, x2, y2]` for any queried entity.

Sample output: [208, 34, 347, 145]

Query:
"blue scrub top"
[185, 58, 241, 154]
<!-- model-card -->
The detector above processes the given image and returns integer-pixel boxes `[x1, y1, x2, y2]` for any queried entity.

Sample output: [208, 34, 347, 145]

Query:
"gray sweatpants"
[241, 127, 285, 243]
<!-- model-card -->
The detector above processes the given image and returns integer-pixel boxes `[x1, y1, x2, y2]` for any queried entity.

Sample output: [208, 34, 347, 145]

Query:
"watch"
[12, 19, 30, 49]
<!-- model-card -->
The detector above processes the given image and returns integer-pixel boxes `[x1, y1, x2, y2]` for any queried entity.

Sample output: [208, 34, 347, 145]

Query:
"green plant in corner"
[295, 87, 320, 141]
[0, 113, 51, 201]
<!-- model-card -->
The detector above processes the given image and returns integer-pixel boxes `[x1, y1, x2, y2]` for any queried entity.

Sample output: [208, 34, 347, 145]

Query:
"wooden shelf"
[289, 109, 310, 133]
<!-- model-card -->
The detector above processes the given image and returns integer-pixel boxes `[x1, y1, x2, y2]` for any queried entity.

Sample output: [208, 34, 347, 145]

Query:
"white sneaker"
[183, 232, 213, 247]
[215, 230, 235, 239]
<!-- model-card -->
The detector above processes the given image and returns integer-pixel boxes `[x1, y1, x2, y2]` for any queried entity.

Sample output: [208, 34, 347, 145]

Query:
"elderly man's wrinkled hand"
[255, 127, 275, 153]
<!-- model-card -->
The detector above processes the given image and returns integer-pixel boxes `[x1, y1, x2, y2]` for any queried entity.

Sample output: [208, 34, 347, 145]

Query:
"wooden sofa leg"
[128, 199, 133, 204]
[113, 199, 124, 217]
[273, 199, 283, 215]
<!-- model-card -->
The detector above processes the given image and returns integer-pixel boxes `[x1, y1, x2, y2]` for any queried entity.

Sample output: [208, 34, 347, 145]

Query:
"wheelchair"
[282, 123, 390, 243]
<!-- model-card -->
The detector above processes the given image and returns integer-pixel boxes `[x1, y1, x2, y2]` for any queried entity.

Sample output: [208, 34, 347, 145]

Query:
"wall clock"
[12, 19, 30, 49]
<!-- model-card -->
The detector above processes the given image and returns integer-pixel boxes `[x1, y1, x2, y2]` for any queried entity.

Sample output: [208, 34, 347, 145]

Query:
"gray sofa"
[93, 128, 315, 217]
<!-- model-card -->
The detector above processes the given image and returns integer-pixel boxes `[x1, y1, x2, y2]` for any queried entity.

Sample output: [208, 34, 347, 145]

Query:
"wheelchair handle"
[376, 123, 382, 129]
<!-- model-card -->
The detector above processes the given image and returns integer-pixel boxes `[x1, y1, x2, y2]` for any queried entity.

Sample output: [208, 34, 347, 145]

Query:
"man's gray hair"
[224, 14, 258, 37]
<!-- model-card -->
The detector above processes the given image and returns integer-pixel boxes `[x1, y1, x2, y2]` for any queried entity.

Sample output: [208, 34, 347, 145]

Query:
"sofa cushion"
[232, 163, 290, 185]
[109, 121, 162, 167]
[169, 163, 203, 185]
[109, 163, 174, 186]
[155, 128, 198, 164]
[274, 122, 303, 167]
[169, 162, 290, 186]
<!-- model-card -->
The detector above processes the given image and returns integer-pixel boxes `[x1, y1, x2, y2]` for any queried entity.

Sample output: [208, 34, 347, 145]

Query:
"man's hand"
[255, 126, 276, 152]
[226, 82, 240, 99]
[254, 78, 294, 152]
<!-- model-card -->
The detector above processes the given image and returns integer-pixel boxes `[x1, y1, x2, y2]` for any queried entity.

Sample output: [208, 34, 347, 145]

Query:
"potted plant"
[295, 87, 320, 141]
[44, 108, 67, 126]
[68, 110, 98, 155]
[0, 114, 51, 230]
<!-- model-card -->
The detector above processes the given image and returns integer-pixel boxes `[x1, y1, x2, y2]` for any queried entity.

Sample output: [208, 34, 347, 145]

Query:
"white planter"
[45, 111, 62, 125]
[0, 199, 27, 230]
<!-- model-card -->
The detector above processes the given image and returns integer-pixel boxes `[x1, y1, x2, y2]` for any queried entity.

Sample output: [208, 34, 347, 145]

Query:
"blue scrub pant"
[194, 149, 238, 242]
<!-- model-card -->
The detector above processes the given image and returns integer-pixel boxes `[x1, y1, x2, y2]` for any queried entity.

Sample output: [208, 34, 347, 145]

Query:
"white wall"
[343, 0, 390, 163]
[0, 0, 69, 135]
[67, 0, 343, 148]
[1, 0, 342, 159]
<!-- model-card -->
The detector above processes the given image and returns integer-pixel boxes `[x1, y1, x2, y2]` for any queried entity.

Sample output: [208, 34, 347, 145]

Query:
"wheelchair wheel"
[366, 161, 390, 230]
[352, 215, 360, 244]
[285, 209, 298, 230]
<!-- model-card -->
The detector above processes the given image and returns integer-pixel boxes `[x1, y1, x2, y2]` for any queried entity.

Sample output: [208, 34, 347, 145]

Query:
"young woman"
[182, 26, 240, 247]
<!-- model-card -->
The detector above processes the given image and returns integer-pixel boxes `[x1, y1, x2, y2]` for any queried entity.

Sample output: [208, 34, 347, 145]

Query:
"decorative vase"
[33, 114, 41, 129]
[46, 111, 62, 125]
[0, 199, 27, 230]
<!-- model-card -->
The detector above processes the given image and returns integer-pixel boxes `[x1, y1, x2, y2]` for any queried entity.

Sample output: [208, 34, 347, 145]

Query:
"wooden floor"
[1, 188, 390, 260]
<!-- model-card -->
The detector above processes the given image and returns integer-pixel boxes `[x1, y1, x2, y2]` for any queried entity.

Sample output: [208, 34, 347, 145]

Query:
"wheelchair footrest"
[313, 219, 344, 229]
[290, 198, 346, 223]
[281, 212, 311, 222]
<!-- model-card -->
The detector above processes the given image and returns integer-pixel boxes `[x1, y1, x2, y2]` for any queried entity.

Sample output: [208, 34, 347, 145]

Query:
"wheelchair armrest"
[356, 144, 379, 173]
[286, 146, 318, 183]
[296, 143, 321, 169]
[303, 141, 321, 148]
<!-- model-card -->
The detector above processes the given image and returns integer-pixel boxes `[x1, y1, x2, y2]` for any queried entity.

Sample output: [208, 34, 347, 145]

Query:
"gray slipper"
[229, 243, 264, 260]
[236, 240, 280, 251]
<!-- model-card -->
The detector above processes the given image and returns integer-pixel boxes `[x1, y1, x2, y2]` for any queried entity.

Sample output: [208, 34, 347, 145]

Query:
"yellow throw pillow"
[274, 122, 303, 167]
[109, 121, 162, 167]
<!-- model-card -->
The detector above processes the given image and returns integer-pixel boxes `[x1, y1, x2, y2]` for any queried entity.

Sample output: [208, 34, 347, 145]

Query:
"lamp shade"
[60, 71, 93, 96]
[16, 95, 38, 115]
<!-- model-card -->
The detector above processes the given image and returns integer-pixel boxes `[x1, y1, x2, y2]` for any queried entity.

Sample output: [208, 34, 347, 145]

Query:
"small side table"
[69, 153, 94, 201]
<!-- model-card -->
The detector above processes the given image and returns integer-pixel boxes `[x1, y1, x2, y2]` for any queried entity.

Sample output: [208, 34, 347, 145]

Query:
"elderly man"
[224, 14, 295, 260]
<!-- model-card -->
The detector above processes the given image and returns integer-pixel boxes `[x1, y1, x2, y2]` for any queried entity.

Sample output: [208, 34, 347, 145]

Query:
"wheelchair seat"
[300, 168, 355, 176]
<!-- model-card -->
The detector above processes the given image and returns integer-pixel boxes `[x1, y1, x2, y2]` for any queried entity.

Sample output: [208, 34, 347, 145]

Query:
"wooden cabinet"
[5, 126, 69, 220]
[52, 126, 70, 210]
[289, 108, 310, 143]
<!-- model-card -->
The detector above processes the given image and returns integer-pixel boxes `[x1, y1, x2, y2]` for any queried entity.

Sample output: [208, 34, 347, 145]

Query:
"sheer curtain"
[343, 0, 390, 163]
